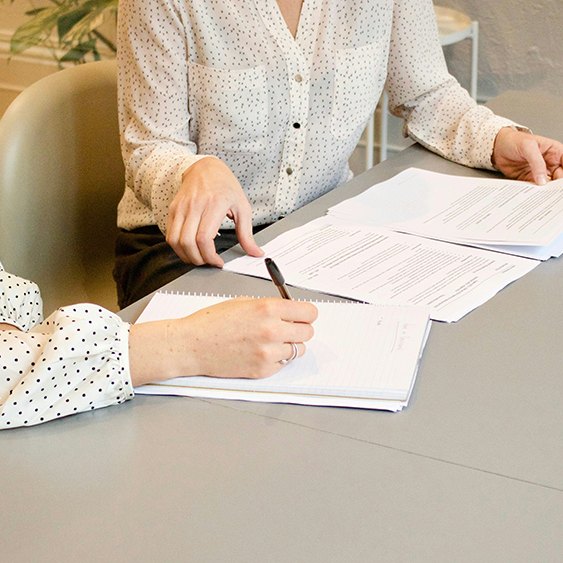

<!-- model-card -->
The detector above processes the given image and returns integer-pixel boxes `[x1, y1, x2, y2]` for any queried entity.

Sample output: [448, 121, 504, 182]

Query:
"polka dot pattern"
[0, 267, 43, 331]
[116, 0, 518, 235]
[0, 262, 134, 429]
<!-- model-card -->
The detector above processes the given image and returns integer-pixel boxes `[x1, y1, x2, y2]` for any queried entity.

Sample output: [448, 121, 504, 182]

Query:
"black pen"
[265, 257, 293, 300]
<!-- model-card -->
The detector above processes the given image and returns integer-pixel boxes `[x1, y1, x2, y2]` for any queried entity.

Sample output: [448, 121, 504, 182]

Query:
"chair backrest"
[0, 59, 123, 313]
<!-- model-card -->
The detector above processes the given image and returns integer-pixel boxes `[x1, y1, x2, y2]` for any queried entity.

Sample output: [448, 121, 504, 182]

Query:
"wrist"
[128, 319, 200, 386]
[181, 155, 220, 181]
[128, 320, 176, 386]
[492, 127, 514, 168]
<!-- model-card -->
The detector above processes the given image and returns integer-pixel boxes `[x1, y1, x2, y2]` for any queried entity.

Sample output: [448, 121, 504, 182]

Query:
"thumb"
[521, 137, 549, 185]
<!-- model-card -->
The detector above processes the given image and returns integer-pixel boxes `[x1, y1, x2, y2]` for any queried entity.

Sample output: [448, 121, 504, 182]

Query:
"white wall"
[438, 0, 563, 100]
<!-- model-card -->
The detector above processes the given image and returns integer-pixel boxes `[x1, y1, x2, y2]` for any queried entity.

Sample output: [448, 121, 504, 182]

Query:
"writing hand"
[166, 157, 263, 267]
[492, 128, 563, 185]
[129, 298, 318, 385]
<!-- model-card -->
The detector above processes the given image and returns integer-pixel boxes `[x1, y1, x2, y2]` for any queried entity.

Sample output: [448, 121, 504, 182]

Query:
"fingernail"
[537, 174, 548, 185]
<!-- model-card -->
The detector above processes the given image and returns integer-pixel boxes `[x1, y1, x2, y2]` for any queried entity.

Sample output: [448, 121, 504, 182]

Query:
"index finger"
[231, 201, 264, 258]
[521, 137, 549, 185]
[277, 299, 319, 324]
[196, 205, 234, 267]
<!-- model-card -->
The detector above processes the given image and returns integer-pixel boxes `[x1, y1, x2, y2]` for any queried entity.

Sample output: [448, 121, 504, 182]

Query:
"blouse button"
[286, 167, 294, 176]
[294, 74, 303, 83]
[293, 122, 301, 129]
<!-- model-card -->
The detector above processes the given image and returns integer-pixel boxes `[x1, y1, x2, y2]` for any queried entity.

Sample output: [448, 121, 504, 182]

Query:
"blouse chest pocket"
[188, 62, 268, 153]
[331, 41, 388, 140]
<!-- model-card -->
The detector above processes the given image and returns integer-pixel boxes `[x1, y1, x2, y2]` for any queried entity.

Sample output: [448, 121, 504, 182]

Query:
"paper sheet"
[134, 384, 410, 412]
[224, 216, 539, 322]
[328, 168, 563, 253]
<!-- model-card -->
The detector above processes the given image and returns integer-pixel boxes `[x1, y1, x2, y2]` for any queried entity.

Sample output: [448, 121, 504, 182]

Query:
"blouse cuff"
[116, 321, 135, 399]
[173, 153, 218, 187]
[0, 270, 43, 331]
[152, 152, 218, 234]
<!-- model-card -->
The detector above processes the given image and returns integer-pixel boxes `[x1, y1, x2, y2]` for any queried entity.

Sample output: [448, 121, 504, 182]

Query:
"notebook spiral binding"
[155, 290, 413, 309]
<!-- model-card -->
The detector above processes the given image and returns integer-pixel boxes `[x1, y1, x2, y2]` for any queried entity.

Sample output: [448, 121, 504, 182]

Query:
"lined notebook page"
[136, 292, 431, 402]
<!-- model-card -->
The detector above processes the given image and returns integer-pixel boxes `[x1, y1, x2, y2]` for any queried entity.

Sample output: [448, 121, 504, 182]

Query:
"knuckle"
[252, 345, 271, 364]
[167, 238, 181, 254]
[258, 324, 277, 342]
[195, 232, 211, 248]
[190, 254, 204, 266]
[181, 244, 201, 265]
[256, 299, 278, 317]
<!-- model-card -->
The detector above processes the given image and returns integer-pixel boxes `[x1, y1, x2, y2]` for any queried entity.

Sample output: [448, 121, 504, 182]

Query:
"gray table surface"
[2, 91, 562, 563]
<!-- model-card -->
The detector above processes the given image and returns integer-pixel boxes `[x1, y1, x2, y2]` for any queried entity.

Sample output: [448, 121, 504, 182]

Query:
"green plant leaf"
[61, 11, 106, 45]
[58, 0, 117, 46]
[8, 0, 118, 61]
[60, 38, 97, 62]
[25, 8, 48, 17]
[10, 6, 62, 53]
[57, 7, 90, 41]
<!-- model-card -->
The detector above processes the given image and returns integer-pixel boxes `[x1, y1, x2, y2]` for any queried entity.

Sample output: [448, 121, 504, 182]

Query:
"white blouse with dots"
[0, 263, 134, 429]
[117, 0, 518, 235]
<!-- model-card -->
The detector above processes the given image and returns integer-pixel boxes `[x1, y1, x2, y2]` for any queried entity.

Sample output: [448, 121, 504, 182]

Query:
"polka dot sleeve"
[0, 264, 43, 331]
[117, 0, 212, 234]
[0, 304, 134, 429]
[386, 0, 522, 170]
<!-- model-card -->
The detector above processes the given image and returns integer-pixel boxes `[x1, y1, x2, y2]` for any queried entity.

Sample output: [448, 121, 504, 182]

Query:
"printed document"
[224, 216, 538, 322]
[328, 168, 563, 259]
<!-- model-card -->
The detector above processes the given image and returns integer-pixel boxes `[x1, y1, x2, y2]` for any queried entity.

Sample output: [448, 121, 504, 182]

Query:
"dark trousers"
[113, 224, 269, 309]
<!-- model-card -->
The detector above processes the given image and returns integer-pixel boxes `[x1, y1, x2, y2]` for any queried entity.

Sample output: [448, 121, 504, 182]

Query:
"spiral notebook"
[134, 292, 432, 411]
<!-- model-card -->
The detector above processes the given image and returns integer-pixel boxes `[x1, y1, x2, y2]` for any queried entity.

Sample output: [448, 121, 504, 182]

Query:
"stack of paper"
[134, 292, 432, 412]
[224, 216, 538, 322]
[328, 168, 563, 260]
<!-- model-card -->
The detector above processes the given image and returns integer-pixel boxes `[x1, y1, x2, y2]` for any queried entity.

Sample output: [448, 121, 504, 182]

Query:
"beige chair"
[0, 59, 123, 313]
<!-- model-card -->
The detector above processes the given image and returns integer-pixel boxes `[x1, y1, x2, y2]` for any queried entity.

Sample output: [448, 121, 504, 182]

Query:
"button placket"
[274, 53, 310, 215]
[253, 0, 317, 218]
